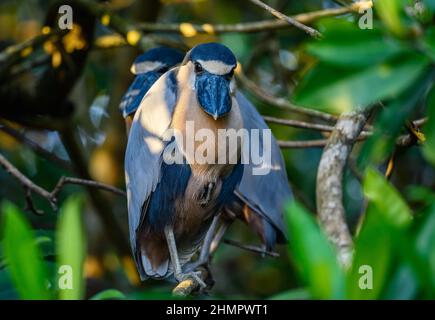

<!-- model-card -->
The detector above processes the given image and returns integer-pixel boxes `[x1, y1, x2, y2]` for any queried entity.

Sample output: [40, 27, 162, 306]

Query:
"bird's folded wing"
[235, 91, 292, 240]
[124, 70, 178, 254]
[119, 73, 161, 118]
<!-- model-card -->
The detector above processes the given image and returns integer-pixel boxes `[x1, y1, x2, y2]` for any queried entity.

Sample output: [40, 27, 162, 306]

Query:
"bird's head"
[130, 46, 184, 76]
[183, 43, 237, 120]
[123, 47, 184, 117]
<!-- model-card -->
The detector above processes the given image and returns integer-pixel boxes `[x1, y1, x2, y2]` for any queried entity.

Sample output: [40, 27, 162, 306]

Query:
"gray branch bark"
[316, 111, 367, 268]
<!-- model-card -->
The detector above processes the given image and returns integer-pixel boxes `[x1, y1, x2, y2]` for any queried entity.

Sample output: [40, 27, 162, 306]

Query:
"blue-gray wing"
[119, 72, 161, 118]
[124, 70, 178, 269]
[235, 91, 292, 241]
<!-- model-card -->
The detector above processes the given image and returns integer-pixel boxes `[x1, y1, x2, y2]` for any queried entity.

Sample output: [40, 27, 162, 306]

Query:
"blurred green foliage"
[286, 202, 345, 299]
[286, 169, 435, 299]
[0, 196, 86, 300]
[1, 202, 51, 300]
[56, 195, 86, 300]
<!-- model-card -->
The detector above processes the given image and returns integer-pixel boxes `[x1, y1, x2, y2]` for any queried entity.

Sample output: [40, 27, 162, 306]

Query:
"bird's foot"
[197, 181, 216, 207]
[175, 270, 207, 288]
[183, 257, 209, 273]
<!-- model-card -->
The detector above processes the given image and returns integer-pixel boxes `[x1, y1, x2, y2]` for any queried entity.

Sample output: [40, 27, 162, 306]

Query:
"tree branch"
[172, 267, 208, 297]
[248, 0, 321, 38]
[0, 153, 57, 209]
[51, 176, 126, 199]
[267, 115, 425, 149]
[264, 115, 335, 132]
[236, 68, 337, 122]
[222, 239, 280, 257]
[0, 123, 73, 171]
[278, 139, 328, 148]
[136, 4, 362, 35]
[0, 151, 125, 213]
[316, 111, 368, 268]
[170, 236, 280, 297]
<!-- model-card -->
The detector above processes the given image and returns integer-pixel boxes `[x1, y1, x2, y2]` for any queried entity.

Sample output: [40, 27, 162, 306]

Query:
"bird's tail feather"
[139, 246, 199, 280]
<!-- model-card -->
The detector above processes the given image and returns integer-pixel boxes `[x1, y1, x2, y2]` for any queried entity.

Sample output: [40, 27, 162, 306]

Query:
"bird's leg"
[183, 213, 226, 272]
[164, 225, 206, 288]
[199, 213, 221, 262]
[210, 220, 231, 254]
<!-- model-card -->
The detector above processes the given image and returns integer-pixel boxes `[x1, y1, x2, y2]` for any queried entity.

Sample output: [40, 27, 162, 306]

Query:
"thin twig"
[222, 239, 280, 257]
[248, 0, 322, 38]
[278, 139, 327, 148]
[0, 152, 125, 213]
[263, 115, 335, 132]
[24, 187, 44, 216]
[413, 117, 427, 127]
[0, 153, 57, 209]
[51, 176, 126, 199]
[136, 5, 361, 35]
[266, 116, 424, 149]
[0, 123, 73, 171]
[236, 69, 337, 122]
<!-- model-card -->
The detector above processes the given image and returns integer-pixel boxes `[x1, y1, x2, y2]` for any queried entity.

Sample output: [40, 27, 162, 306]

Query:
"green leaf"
[35, 230, 55, 259]
[375, 0, 409, 37]
[0, 267, 19, 300]
[350, 168, 418, 299]
[423, 85, 435, 166]
[383, 265, 419, 299]
[56, 195, 86, 300]
[358, 71, 433, 167]
[268, 288, 310, 300]
[347, 204, 395, 299]
[414, 202, 435, 294]
[90, 289, 126, 300]
[1, 202, 51, 299]
[406, 185, 435, 206]
[423, 27, 435, 61]
[285, 202, 345, 299]
[424, 0, 435, 10]
[293, 54, 429, 113]
[363, 168, 412, 227]
[307, 20, 407, 67]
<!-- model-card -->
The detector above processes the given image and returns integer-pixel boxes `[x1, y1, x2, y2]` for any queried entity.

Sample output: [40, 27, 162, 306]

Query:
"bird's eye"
[194, 62, 203, 73]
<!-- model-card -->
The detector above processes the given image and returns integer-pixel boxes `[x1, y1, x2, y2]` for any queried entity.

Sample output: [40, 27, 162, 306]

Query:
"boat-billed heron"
[119, 47, 184, 133]
[124, 43, 292, 285]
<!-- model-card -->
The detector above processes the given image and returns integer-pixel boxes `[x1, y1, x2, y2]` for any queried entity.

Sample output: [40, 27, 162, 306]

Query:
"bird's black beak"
[196, 74, 232, 119]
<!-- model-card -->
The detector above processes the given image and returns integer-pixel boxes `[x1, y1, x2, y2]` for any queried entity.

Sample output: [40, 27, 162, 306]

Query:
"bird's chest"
[170, 89, 243, 236]
[171, 89, 243, 177]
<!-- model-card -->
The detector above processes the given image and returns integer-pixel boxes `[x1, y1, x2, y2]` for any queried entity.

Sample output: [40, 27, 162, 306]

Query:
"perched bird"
[125, 43, 244, 283]
[119, 47, 184, 133]
[124, 43, 292, 284]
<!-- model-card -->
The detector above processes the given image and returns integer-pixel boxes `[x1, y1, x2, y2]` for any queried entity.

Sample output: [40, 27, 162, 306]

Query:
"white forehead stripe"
[197, 59, 235, 75]
[131, 61, 164, 75]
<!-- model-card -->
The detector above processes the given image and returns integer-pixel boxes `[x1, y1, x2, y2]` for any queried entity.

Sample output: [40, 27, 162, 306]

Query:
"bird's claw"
[175, 271, 207, 288]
